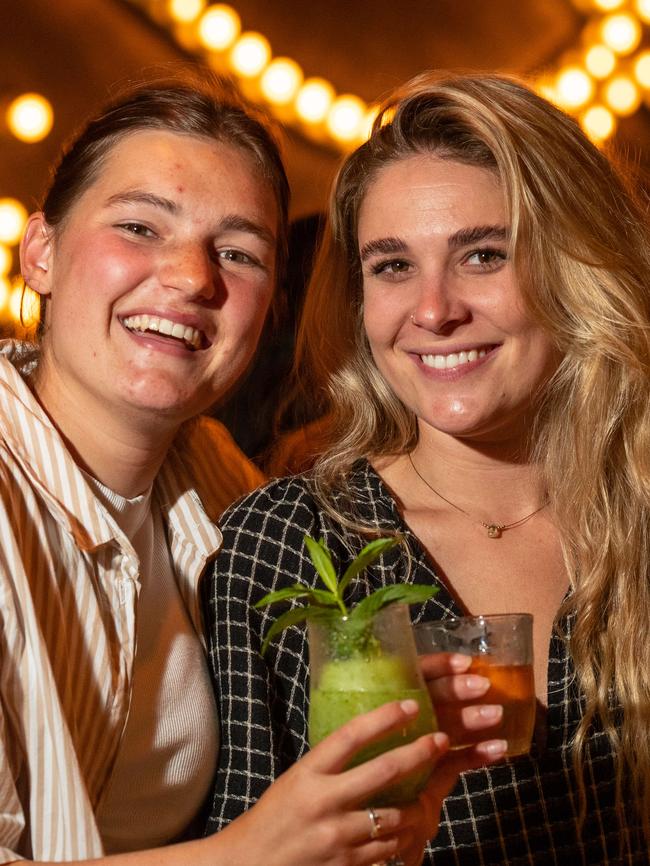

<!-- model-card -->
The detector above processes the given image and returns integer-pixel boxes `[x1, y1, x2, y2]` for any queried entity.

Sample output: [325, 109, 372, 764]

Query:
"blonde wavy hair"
[297, 71, 650, 844]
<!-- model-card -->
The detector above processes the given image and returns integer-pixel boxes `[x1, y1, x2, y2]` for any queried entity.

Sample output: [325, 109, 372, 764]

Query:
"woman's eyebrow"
[447, 225, 508, 248]
[218, 214, 277, 248]
[360, 236, 408, 261]
[105, 190, 178, 213]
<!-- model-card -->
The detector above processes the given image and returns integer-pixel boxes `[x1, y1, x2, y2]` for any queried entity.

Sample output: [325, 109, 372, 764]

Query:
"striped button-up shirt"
[0, 342, 263, 863]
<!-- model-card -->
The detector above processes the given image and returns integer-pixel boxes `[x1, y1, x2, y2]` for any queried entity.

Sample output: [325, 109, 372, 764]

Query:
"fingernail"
[464, 675, 490, 693]
[482, 739, 508, 757]
[449, 653, 472, 671]
[478, 704, 503, 721]
[400, 699, 419, 715]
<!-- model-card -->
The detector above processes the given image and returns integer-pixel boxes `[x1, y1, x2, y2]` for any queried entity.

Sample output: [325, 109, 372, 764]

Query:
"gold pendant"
[485, 524, 503, 539]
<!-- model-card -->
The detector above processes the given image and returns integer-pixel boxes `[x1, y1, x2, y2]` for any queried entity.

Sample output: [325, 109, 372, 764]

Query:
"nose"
[411, 270, 470, 333]
[158, 242, 217, 301]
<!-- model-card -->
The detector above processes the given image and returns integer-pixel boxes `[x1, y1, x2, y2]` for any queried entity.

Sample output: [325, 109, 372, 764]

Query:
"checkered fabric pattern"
[204, 462, 646, 864]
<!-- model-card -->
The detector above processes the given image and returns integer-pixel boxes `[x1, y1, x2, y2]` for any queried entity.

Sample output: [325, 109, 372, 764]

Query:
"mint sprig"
[255, 534, 437, 655]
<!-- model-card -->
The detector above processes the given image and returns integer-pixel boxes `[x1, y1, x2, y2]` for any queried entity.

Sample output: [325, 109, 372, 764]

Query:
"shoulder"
[219, 473, 319, 541]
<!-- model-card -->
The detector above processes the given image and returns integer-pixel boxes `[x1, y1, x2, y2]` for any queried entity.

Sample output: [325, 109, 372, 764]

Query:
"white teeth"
[122, 315, 203, 349]
[421, 348, 487, 370]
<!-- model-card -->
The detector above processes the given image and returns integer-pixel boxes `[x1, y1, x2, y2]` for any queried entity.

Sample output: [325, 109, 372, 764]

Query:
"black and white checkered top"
[204, 461, 645, 864]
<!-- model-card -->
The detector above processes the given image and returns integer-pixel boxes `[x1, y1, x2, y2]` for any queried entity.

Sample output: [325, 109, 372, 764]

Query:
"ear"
[20, 213, 54, 297]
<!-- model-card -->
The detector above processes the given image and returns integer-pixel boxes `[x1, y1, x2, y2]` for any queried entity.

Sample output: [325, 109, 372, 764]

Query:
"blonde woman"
[208, 72, 650, 863]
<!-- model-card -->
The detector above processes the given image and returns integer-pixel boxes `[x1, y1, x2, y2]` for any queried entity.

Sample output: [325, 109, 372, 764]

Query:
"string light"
[260, 58, 303, 105]
[634, 0, 650, 24]
[633, 50, 650, 87]
[0, 200, 28, 246]
[295, 78, 335, 123]
[327, 94, 366, 143]
[167, 0, 205, 22]
[555, 67, 594, 108]
[198, 4, 240, 51]
[6, 93, 54, 143]
[584, 44, 617, 78]
[0, 278, 10, 313]
[229, 31, 271, 77]
[580, 104, 617, 141]
[603, 74, 641, 114]
[594, 0, 625, 10]
[600, 13, 643, 54]
[9, 283, 40, 328]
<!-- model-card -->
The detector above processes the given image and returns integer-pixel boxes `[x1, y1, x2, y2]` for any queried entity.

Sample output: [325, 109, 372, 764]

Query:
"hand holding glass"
[414, 613, 535, 757]
[308, 603, 437, 806]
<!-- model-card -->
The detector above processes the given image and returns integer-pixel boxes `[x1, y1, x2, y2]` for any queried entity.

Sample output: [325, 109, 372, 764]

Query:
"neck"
[32, 372, 177, 499]
[408, 424, 547, 522]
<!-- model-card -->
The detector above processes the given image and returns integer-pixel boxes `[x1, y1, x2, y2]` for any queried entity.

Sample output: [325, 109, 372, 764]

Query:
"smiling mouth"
[121, 314, 204, 351]
[420, 347, 492, 371]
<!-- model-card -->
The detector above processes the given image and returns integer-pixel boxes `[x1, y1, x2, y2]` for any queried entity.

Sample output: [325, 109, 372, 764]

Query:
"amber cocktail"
[414, 614, 535, 757]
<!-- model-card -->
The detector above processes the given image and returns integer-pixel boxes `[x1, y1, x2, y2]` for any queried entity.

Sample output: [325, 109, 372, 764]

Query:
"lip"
[409, 343, 499, 378]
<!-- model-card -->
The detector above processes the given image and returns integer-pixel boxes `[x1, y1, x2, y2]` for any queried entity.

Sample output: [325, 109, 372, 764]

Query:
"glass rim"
[414, 612, 533, 628]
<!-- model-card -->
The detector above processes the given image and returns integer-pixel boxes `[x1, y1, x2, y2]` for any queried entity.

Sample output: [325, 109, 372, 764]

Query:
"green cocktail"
[308, 609, 437, 806]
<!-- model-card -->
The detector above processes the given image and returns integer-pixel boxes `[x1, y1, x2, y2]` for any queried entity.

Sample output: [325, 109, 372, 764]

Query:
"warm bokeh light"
[295, 78, 335, 123]
[168, 0, 205, 23]
[603, 74, 641, 115]
[326, 94, 367, 142]
[600, 13, 643, 55]
[260, 58, 303, 105]
[0, 245, 11, 277]
[0, 277, 10, 313]
[635, 0, 650, 24]
[198, 4, 240, 51]
[555, 67, 594, 109]
[594, 0, 625, 10]
[633, 50, 650, 87]
[9, 283, 40, 327]
[6, 93, 54, 143]
[580, 104, 616, 141]
[229, 31, 271, 77]
[584, 44, 617, 79]
[0, 199, 28, 246]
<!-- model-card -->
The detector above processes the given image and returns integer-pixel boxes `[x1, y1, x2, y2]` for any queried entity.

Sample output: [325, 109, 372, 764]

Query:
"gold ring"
[367, 806, 382, 840]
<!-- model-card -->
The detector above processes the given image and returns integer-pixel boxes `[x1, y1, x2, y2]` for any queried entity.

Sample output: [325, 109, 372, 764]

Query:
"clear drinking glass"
[414, 613, 535, 757]
[307, 603, 437, 806]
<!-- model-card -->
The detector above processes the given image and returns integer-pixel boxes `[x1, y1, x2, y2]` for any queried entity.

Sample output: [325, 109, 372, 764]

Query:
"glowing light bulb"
[168, 0, 205, 22]
[580, 104, 616, 142]
[600, 13, 642, 55]
[260, 58, 303, 105]
[0, 245, 11, 277]
[603, 75, 641, 115]
[594, 0, 625, 9]
[295, 78, 335, 123]
[229, 32, 271, 77]
[633, 50, 650, 88]
[6, 93, 54, 143]
[327, 95, 367, 142]
[584, 45, 617, 79]
[555, 67, 594, 109]
[0, 199, 28, 245]
[198, 4, 240, 51]
[635, 0, 650, 24]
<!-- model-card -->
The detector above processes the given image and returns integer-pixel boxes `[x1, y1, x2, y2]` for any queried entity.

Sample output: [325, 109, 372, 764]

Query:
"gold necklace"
[407, 453, 549, 539]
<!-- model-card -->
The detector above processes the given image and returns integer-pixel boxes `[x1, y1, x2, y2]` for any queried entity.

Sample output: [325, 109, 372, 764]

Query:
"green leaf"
[254, 585, 313, 609]
[308, 588, 341, 607]
[339, 536, 401, 595]
[303, 534, 339, 594]
[260, 606, 313, 655]
[348, 583, 438, 626]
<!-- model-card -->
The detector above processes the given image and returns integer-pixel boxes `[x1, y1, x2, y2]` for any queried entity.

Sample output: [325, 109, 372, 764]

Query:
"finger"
[426, 671, 491, 704]
[337, 731, 450, 807]
[344, 802, 423, 846]
[419, 651, 472, 680]
[434, 702, 503, 738]
[306, 699, 422, 773]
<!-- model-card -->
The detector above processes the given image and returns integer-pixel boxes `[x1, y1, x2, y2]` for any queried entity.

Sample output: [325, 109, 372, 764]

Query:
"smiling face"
[22, 129, 277, 434]
[358, 153, 558, 447]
